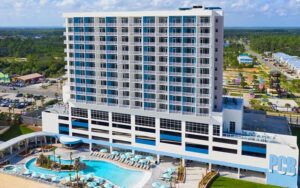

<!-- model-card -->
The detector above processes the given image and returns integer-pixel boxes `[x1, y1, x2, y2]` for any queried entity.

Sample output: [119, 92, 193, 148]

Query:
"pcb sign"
[269, 154, 297, 176]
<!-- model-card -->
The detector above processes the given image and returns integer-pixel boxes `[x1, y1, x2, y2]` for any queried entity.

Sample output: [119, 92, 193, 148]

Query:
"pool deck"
[0, 173, 54, 188]
[6, 146, 152, 188]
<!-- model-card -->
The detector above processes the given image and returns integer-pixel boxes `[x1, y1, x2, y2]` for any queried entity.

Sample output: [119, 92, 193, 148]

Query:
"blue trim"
[70, 135, 266, 173]
[135, 138, 156, 146]
[160, 134, 182, 142]
[71, 121, 88, 128]
[59, 127, 69, 132]
[242, 145, 266, 154]
[186, 146, 208, 154]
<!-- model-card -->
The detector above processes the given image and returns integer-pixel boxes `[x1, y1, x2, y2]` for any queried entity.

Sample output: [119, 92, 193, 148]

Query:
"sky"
[0, 0, 300, 27]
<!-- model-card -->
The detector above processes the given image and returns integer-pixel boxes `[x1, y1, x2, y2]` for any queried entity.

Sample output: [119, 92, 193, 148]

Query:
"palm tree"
[70, 152, 73, 166]
[41, 96, 45, 107]
[53, 148, 56, 163]
[68, 173, 72, 186]
[54, 92, 59, 101]
[285, 103, 291, 112]
[57, 155, 61, 168]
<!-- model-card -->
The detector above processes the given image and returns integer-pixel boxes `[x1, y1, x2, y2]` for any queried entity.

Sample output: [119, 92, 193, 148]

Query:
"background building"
[238, 54, 253, 64]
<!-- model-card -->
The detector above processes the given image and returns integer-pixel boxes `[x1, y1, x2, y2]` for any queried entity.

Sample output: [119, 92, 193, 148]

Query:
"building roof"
[273, 52, 300, 69]
[0, 132, 57, 151]
[243, 110, 291, 135]
[15, 73, 43, 81]
[63, 7, 223, 17]
[223, 96, 243, 110]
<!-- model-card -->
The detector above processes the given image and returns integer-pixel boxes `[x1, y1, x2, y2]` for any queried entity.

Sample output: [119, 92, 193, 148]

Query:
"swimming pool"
[25, 157, 145, 188]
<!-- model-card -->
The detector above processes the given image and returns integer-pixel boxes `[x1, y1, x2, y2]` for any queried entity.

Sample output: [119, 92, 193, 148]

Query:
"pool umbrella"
[134, 155, 143, 160]
[87, 182, 97, 188]
[23, 170, 31, 175]
[139, 159, 147, 163]
[160, 185, 171, 188]
[111, 151, 119, 155]
[104, 183, 113, 188]
[125, 152, 133, 157]
[162, 173, 171, 179]
[32, 172, 40, 178]
[100, 149, 108, 153]
[130, 157, 138, 162]
[120, 154, 127, 159]
[40, 174, 47, 180]
[152, 182, 161, 188]
[146, 156, 154, 161]
[96, 178, 105, 184]
[86, 173, 95, 180]
[51, 176, 59, 182]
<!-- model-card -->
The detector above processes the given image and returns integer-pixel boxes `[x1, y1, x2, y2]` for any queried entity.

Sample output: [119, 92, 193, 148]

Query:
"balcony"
[198, 23, 211, 27]
[183, 23, 195, 27]
[170, 33, 182, 37]
[143, 33, 155, 37]
[169, 23, 182, 27]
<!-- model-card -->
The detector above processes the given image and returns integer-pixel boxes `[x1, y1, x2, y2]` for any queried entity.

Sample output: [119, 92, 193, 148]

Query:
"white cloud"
[260, 4, 270, 12]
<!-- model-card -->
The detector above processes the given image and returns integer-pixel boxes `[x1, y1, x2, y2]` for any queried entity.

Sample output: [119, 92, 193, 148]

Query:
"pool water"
[25, 157, 144, 188]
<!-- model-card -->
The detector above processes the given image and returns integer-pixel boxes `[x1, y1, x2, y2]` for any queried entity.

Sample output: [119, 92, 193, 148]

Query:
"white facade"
[42, 6, 299, 188]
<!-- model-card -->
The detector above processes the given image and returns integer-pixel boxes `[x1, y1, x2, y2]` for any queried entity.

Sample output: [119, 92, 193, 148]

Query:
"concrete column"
[209, 163, 212, 171]
[157, 154, 160, 164]
[18, 143, 20, 151]
[44, 136, 47, 144]
[110, 146, 112, 153]
[237, 168, 240, 179]
[35, 137, 37, 145]
[10, 146, 13, 154]
[89, 143, 92, 151]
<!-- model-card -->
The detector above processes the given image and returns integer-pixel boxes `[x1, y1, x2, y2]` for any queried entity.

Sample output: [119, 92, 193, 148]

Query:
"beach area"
[0, 173, 54, 188]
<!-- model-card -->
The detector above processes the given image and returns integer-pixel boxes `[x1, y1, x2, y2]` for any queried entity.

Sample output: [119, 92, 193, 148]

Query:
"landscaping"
[0, 124, 34, 141]
[210, 176, 280, 188]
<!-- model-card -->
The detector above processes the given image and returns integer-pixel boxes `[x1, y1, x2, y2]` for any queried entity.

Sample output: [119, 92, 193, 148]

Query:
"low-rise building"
[273, 52, 300, 75]
[238, 54, 253, 64]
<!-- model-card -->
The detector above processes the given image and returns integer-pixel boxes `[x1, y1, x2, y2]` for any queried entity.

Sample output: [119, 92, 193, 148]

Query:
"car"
[16, 93, 23, 97]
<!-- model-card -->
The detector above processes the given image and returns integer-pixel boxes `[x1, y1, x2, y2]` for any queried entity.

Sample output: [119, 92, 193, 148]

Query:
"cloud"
[260, 4, 270, 12]
[0, 0, 299, 27]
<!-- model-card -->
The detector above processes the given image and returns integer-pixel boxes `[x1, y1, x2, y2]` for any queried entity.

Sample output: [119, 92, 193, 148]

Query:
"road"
[242, 41, 295, 80]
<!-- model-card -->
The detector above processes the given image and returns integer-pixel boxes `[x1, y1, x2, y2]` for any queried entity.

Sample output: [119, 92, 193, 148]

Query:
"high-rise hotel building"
[42, 6, 298, 187]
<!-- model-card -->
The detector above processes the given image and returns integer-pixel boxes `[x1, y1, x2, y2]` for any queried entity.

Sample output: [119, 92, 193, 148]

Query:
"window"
[91, 110, 109, 121]
[112, 123, 131, 130]
[213, 125, 220, 136]
[135, 115, 155, 127]
[135, 126, 155, 133]
[71, 107, 88, 118]
[186, 122, 208, 134]
[112, 112, 131, 124]
[213, 146, 237, 154]
[185, 134, 209, 141]
[229, 121, 236, 133]
[213, 137, 237, 145]
[160, 118, 181, 131]
[58, 116, 69, 120]
[91, 120, 109, 127]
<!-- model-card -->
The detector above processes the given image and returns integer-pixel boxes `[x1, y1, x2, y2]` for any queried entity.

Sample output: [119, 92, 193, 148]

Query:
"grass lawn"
[0, 124, 35, 141]
[211, 176, 280, 188]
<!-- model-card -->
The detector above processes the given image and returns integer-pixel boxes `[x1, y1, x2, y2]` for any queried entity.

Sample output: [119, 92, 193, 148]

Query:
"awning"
[59, 136, 82, 145]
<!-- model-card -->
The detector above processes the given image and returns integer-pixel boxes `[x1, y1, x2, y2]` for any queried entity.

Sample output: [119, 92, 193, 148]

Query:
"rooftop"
[15, 73, 43, 81]
[243, 110, 291, 135]
[223, 96, 243, 110]
[273, 52, 300, 69]
[44, 103, 69, 115]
